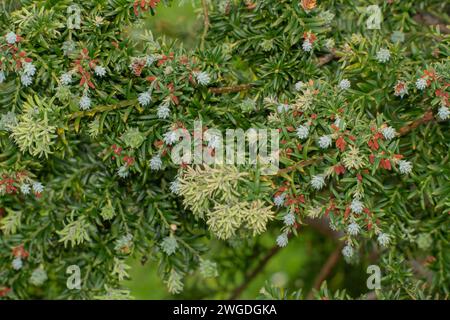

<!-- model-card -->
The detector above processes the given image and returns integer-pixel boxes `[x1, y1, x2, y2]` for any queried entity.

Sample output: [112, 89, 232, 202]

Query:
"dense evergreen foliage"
[0, 0, 448, 299]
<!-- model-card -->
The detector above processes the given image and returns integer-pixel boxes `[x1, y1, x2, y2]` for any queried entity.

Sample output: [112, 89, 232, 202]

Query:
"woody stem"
[200, 0, 210, 50]
[307, 242, 345, 299]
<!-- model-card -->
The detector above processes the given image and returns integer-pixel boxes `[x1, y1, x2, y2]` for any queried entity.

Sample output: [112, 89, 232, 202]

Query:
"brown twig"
[398, 108, 435, 136]
[208, 83, 254, 94]
[229, 243, 283, 300]
[317, 50, 338, 67]
[307, 242, 345, 299]
[413, 12, 450, 34]
[365, 291, 378, 300]
[68, 100, 135, 120]
[409, 258, 433, 283]
[276, 156, 324, 176]
[304, 217, 343, 240]
[200, 0, 210, 49]
[229, 217, 342, 300]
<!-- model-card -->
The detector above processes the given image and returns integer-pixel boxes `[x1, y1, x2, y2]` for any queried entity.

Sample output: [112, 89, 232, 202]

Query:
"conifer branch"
[68, 84, 256, 121]
[2, 0, 448, 300]
[277, 108, 439, 176]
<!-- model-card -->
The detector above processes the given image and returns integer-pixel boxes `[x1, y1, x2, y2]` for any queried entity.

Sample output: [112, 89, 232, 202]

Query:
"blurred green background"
[124, 228, 368, 299]
[122, 2, 369, 300]
[134, 2, 200, 49]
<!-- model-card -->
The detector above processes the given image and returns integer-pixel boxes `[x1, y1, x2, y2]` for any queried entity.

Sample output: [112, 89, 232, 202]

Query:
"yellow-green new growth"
[10, 96, 57, 158]
[165, 269, 184, 295]
[207, 200, 274, 240]
[57, 216, 91, 247]
[178, 165, 248, 218]
[179, 165, 274, 240]
[112, 258, 131, 281]
[0, 208, 22, 235]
